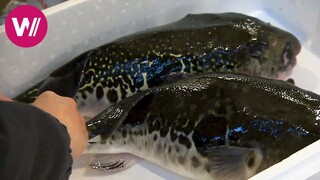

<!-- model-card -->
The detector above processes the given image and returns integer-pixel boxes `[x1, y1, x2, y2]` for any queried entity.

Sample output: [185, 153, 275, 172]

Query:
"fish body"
[14, 13, 300, 117]
[87, 73, 320, 180]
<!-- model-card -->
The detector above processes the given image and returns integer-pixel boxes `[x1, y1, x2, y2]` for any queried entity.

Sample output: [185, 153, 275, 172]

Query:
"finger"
[0, 93, 12, 101]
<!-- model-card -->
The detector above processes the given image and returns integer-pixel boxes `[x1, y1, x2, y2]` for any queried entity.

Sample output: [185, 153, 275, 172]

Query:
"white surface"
[1, 0, 320, 179]
[251, 140, 320, 180]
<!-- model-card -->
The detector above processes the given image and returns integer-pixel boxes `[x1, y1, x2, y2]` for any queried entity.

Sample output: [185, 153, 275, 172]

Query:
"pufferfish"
[14, 13, 301, 118]
[86, 73, 320, 180]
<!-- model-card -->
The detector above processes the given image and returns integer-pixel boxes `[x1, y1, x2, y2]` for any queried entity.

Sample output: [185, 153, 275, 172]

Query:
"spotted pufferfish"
[15, 13, 301, 120]
[87, 73, 320, 180]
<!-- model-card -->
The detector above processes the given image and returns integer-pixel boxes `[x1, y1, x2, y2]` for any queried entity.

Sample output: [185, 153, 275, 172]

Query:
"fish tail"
[13, 81, 43, 103]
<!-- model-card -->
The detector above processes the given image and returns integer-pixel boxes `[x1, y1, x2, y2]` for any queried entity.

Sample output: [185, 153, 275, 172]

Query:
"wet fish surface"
[14, 13, 301, 117]
[87, 73, 320, 180]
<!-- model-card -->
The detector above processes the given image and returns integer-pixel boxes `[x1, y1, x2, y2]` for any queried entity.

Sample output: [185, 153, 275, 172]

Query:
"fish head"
[230, 16, 301, 80]
[247, 24, 301, 79]
[215, 122, 317, 180]
[256, 127, 319, 173]
[223, 80, 320, 176]
[232, 117, 320, 174]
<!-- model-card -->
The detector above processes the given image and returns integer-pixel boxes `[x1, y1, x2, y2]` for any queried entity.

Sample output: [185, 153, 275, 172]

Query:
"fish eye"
[250, 42, 266, 58]
[252, 50, 262, 58]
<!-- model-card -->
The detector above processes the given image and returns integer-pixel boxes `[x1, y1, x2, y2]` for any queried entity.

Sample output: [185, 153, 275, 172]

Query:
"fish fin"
[86, 91, 151, 139]
[285, 78, 295, 85]
[204, 146, 262, 179]
[73, 153, 141, 176]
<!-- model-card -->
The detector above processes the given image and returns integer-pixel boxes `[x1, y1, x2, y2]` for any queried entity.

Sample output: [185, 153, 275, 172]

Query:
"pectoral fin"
[73, 153, 141, 176]
[204, 146, 262, 180]
[86, 91, 151, 139]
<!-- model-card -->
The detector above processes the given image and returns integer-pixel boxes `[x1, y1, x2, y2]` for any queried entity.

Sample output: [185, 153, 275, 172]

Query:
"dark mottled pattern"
[170, 128, 178, 142]
[193, 115, 228, 149]
[14, 13, 300, 107]
[192, 156, 201, 168]
[122, 130, 127, 138]
[107, 89, 118, 103]
[87, 73, 320, 176]
[178, 135, 192, 149]
[178, 156, 186, 164]
[96, 85, 104, 99]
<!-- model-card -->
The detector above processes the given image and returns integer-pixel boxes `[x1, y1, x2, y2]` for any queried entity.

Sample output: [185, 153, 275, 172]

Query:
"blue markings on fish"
[86, 73, 320, 180]
[14, 13, 301, 118]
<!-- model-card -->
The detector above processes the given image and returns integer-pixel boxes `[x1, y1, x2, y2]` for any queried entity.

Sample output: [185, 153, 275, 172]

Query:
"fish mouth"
[276, 39, 301, 80]
[281, 41, 301, 67]
[276, 62, 294, 80]
[291, 38, 302, 57]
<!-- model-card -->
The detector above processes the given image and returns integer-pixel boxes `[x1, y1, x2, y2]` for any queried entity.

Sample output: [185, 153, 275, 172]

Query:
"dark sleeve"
[0, 101, 73, 180]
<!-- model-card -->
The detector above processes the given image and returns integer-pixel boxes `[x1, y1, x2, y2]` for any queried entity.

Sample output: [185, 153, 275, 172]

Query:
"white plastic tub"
[1, 0, 320, 179]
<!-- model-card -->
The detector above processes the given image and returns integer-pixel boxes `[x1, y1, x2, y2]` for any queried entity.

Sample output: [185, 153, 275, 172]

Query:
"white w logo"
[11, 17, 41, 37]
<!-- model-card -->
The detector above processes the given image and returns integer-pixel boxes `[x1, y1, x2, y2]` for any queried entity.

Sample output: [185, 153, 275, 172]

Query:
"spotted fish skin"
[87, 73, 320, 180]
[15, 13, 301, 117]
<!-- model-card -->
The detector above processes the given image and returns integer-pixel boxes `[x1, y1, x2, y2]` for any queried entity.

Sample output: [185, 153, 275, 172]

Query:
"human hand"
[0, 93, 12, 101]
[32, 91, 88, 160]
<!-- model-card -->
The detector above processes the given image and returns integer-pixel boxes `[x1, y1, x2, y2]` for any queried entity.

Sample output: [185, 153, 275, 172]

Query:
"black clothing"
[0, 101, 72, 180]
